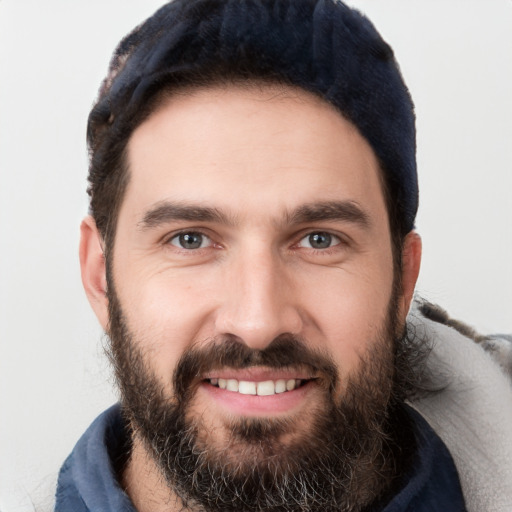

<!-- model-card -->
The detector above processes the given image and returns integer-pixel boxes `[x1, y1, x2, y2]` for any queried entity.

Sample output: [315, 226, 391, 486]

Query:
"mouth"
[199, 369, 318, 417]
[205, 377, 310, 396]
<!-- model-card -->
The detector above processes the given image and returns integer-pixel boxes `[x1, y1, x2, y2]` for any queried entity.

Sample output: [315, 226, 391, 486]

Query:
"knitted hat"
[88, 0, 417, 234]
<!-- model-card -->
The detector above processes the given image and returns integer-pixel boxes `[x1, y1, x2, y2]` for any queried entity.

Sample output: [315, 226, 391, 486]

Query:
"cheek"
[299, 262, 394, 376]
[116, 268, 221, 382]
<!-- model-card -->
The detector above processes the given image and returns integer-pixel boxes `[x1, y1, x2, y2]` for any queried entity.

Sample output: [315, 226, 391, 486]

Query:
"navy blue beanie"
[88, 0, 417, 235]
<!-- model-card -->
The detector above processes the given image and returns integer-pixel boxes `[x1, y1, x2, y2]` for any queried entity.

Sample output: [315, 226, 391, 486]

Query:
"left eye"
[169, 232, 212, 250]
[298, 232, 341, 249]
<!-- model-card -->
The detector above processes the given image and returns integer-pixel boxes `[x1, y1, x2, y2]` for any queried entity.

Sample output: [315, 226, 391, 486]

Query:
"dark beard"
[107, 285, 424, 512]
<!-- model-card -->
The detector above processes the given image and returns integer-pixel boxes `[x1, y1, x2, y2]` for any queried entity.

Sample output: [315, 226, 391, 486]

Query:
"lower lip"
[199, 380, 314, 417]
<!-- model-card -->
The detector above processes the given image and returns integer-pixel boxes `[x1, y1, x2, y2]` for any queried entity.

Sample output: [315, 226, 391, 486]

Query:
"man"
[54, 1, 512, 511]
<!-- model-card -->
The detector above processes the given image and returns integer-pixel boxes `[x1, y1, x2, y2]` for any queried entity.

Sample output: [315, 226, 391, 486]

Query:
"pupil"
[309, 232, 331, 249]
[180, 233, 202, 249]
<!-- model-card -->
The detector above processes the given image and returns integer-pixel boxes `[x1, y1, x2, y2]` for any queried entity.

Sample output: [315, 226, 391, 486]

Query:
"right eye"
[168, 232, 212, 250]
[297, 231, 341, 250]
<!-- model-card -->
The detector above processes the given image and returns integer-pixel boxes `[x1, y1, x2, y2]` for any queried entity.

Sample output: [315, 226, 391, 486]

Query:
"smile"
[207, 378, 309, 396]
[200, 368, 318, 416]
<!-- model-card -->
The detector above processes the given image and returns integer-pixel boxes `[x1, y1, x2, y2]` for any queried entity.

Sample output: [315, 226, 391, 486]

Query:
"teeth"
[286, 379, 296, 391]
[209, 377, 305, 395]
[226, 379, 239, 392]
[275, 380, 287, 393]
[257, 380, 275, 396]
[238, 381, 257, 395]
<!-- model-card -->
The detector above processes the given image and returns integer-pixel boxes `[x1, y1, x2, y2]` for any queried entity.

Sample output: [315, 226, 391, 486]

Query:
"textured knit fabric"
[54, 404, 466, 512]
[409, 304, 512, 512]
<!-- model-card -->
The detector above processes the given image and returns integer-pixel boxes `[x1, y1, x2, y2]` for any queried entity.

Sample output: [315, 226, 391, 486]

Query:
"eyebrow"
[139, 201, 234, 230]
[286, 201, 371, 229]
[138, 199, 371, 231]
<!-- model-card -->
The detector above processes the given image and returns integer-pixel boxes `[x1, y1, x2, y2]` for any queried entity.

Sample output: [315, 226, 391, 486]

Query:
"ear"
[398, 231, 422, 323]
[79, 216, 109, 330]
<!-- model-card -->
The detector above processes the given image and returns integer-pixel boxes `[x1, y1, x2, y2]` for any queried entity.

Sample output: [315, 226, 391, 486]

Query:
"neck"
[122, 436, 183, 512]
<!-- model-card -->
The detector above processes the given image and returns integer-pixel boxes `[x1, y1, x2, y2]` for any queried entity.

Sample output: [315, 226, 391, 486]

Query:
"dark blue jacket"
[55, 405, 466, 511]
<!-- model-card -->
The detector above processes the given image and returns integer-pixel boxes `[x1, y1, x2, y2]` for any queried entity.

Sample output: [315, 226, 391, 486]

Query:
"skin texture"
[80, 84, 422, 511]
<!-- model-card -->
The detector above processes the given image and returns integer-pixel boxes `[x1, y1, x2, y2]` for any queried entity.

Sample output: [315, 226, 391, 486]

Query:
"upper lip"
[202, 366, 316, 382]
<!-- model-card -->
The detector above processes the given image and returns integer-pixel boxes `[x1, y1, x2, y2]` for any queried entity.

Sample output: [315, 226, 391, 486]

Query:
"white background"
[1, 1, 511, 508]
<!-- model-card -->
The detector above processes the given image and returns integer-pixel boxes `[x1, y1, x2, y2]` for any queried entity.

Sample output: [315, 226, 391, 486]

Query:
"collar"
[55, 404, 135, 512]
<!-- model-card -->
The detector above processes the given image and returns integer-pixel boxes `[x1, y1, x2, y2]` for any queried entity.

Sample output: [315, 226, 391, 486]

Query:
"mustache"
[172, 334, 339, 402]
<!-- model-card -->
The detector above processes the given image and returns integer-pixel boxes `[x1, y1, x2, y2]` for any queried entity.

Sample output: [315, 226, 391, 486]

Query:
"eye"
[298, 232, 341, 250]
[169, 232, 212, 250]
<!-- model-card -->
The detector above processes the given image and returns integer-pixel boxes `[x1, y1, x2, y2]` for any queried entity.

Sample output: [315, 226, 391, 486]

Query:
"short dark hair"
[87, 0, 417, 260]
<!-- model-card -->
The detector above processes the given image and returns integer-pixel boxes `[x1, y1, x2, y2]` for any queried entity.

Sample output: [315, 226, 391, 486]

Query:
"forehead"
[122, 84, 387, 228]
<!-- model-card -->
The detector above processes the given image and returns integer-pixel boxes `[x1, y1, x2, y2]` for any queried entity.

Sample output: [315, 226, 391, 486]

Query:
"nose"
[214, 247, 303, 350]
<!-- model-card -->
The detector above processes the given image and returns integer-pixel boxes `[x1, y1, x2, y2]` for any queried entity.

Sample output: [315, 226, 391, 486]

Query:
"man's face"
[115, 83, 396, 399]
[82, 84, 421, 510]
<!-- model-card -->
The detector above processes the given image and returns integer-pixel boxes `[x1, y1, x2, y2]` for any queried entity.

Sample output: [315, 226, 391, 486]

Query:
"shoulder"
[408, 300, 512, 512]
[414, 300, 512, 379]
